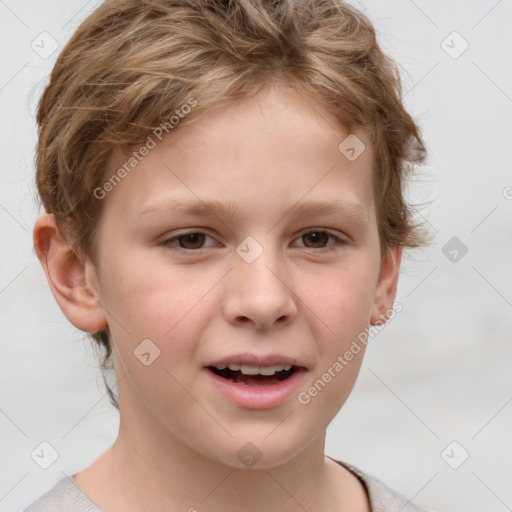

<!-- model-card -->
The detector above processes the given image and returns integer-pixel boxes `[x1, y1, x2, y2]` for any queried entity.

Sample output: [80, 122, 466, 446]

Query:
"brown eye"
[176, 233, 206, 249]
[301, 231, 330, 248]
[162, 231, 217, 254]
[293, 230, 346, 251]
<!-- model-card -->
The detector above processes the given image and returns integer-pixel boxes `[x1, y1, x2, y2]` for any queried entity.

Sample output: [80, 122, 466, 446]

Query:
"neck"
[74, 413, 368, 511]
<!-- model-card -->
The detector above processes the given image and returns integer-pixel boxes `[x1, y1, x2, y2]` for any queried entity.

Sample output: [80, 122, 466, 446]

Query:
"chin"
[206, 433, 310, 471]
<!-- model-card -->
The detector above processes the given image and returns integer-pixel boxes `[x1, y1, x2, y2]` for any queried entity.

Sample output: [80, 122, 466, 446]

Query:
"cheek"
[99, 266, 218, 407]
[294, 259, 375, 413]
[298, 258, 377, 343]
[113, 346, 213, 452]
[105, 263, 210, 424]
[100, 251, 209, 338]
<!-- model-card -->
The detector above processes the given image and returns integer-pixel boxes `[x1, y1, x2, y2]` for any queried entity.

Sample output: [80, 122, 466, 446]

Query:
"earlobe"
[33, 213, 107, 333]
[370, 245, 402, 326]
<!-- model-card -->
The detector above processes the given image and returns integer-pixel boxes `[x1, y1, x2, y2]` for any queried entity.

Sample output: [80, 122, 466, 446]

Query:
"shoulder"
[24, 477, 102, 512]
[330, 457, 428, 512]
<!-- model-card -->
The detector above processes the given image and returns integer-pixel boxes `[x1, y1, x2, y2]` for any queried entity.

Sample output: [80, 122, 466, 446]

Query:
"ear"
[33, 213, 107, 333]
[370, 245, 402, 326]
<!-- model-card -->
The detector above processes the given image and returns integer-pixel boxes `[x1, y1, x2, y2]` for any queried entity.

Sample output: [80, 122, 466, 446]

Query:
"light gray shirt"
[24, 458, 427, 511]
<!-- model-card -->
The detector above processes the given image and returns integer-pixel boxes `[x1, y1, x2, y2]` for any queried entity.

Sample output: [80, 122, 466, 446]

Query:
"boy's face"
[61, 85, 401, 468]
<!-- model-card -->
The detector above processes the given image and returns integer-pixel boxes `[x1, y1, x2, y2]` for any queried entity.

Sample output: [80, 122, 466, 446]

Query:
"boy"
[27, 0, 430, 510]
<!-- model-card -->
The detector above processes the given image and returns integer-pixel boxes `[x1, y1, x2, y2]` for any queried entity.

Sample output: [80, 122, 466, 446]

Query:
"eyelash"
[161, 229, 347, 254]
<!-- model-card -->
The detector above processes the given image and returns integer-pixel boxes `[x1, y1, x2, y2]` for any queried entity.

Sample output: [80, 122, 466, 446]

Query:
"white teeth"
[258, 366, 278, 376]
[213, 364, 294, 376]
[240, 364, 260, 375]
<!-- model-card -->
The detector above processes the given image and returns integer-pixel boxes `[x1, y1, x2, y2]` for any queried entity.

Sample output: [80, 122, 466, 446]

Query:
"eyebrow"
[137, 198, 369, 225]
[286, 199, 369, 223]
[138, 199, 241, 219]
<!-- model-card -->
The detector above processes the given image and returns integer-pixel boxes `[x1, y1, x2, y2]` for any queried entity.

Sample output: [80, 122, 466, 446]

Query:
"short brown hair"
[34, 0, 430, 409]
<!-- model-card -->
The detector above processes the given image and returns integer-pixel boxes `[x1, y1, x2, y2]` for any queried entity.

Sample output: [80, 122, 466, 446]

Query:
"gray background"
[1, 1, 511, 511]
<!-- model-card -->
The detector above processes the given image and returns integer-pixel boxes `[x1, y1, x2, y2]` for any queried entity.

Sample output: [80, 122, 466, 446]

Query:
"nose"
[221, 242, 298, 330]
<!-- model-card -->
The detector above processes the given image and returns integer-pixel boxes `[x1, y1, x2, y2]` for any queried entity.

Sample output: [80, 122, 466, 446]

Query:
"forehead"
[101, 85, 376, 225]
[165, 85, 369, 166]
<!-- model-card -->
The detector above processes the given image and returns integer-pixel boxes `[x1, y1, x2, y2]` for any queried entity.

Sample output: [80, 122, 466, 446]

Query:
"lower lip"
[203, 367, 307, 409]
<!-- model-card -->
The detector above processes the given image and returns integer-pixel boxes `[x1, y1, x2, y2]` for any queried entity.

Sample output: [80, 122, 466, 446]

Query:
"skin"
[33, 83, 402, 512]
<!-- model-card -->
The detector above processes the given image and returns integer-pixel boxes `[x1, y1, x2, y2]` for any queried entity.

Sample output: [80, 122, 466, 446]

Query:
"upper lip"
[205, 353, 307, 369]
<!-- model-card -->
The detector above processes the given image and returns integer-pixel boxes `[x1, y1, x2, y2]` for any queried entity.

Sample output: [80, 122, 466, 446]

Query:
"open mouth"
[207, 365, 297, 386]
